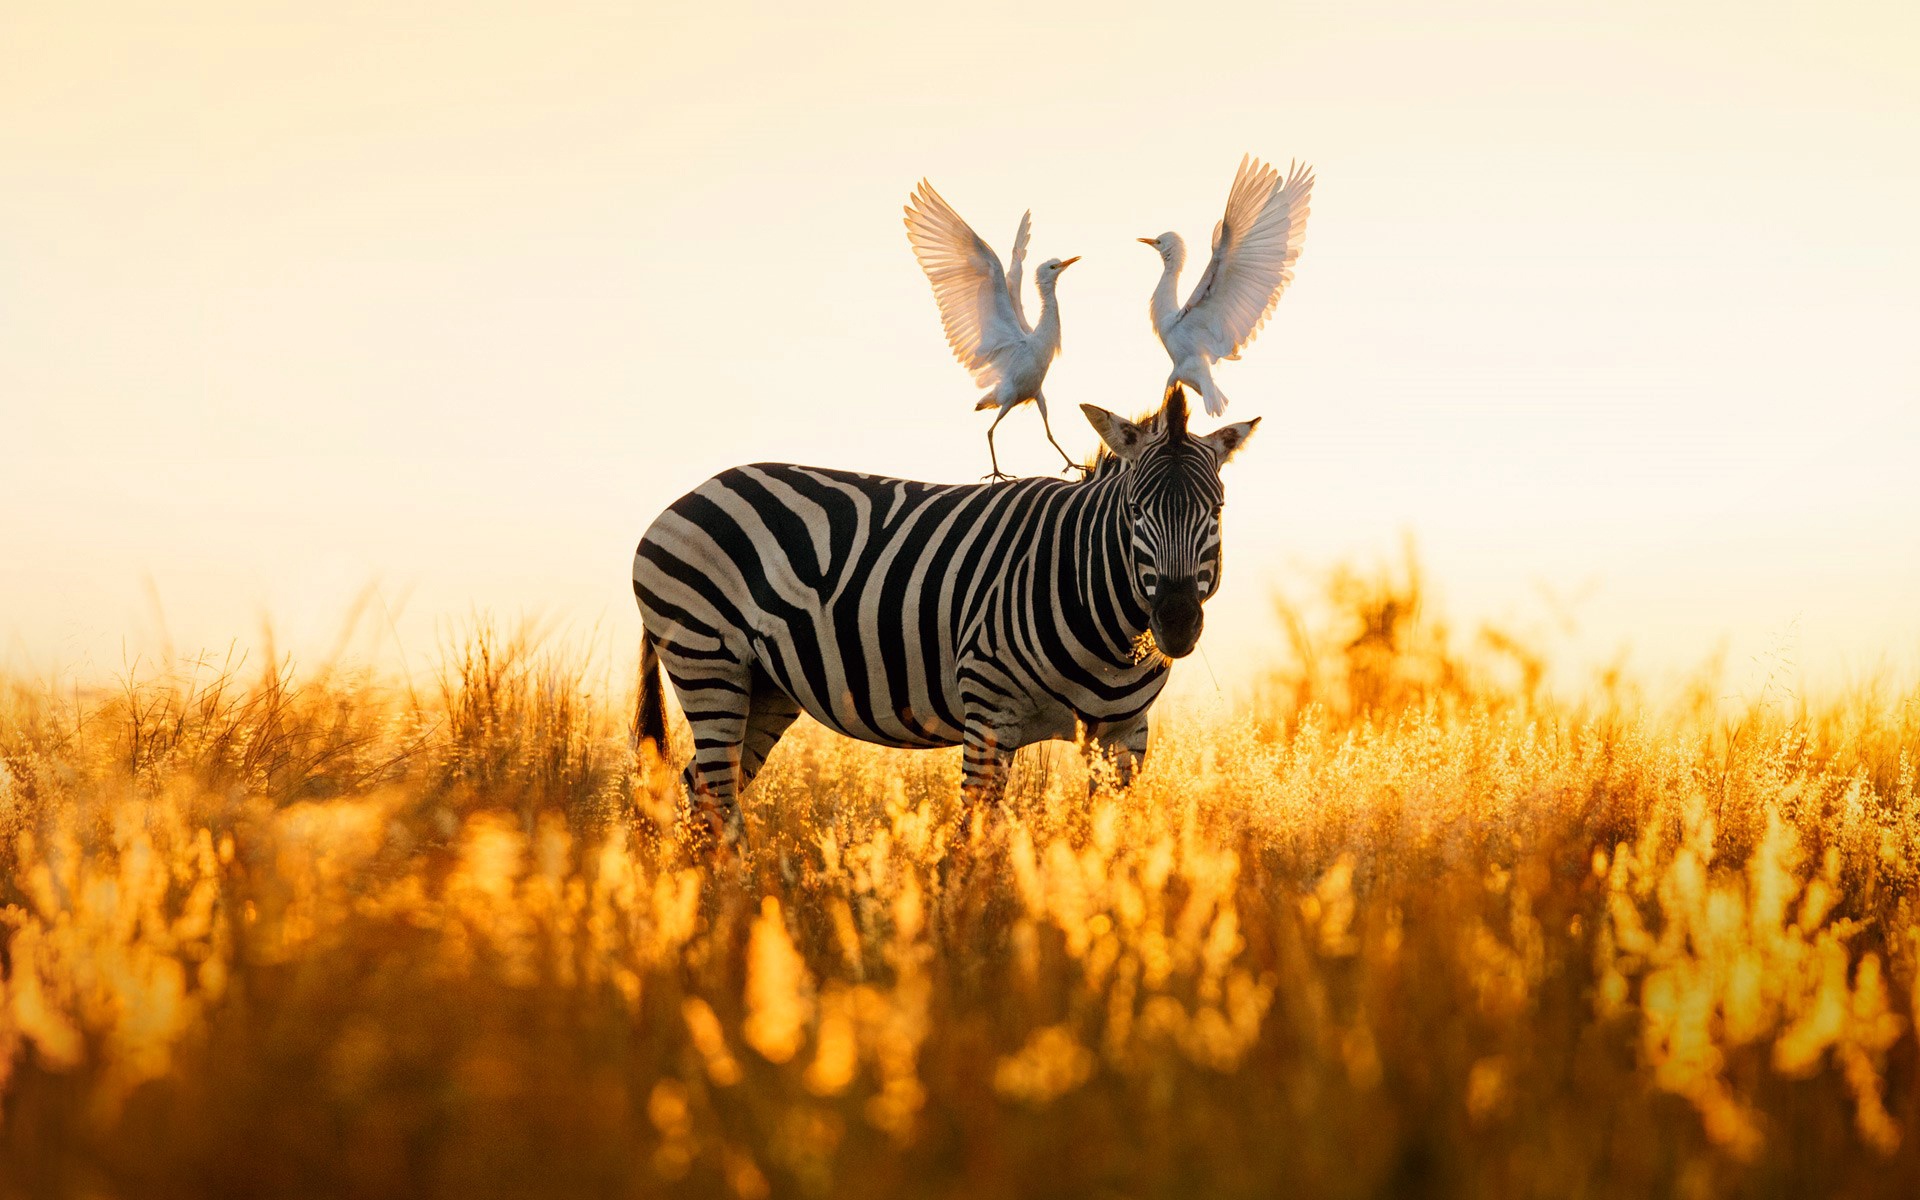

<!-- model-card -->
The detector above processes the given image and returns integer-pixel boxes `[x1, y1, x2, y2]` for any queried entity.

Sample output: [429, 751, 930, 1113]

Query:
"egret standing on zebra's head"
[1140, 155, 1315, 416]
[904, 181, 1081, 480]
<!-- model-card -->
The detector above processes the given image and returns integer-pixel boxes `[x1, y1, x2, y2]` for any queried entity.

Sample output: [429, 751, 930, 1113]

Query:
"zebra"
[630, 386, 1258, 843]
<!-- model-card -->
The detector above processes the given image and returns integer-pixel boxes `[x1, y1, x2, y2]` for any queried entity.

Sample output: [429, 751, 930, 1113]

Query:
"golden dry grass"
[2, 587, 1918, 1199]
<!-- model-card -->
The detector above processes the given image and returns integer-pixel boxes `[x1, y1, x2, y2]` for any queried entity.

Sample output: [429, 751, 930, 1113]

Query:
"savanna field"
[3, 572, 1917, 1199]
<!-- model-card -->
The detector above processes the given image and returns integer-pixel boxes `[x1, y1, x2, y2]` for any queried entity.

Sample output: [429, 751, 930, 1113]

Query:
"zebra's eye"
[1126, 501, 1143, 520]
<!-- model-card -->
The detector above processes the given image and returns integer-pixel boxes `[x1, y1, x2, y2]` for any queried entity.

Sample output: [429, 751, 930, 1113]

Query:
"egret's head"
[1036, 255, 1081, 282]
[1136, 233, 1184, 264]
[1079, 387, 1258, 659]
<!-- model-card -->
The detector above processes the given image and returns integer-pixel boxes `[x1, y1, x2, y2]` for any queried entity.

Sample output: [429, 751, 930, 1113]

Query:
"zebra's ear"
[1080, 404, 1150, 462]
[1201, 416, 1260, 465]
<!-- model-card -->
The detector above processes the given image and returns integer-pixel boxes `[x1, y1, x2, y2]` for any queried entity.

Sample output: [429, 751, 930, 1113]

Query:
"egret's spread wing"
[904, 182, 1026, 388]
[1176, 156, 1314, 361]
[1005, 209, 1033, 333]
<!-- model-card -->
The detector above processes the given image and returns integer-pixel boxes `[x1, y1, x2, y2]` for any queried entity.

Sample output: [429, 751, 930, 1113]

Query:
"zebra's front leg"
[1086, 712, 1150, 794]
[956, 717, 1016, 832]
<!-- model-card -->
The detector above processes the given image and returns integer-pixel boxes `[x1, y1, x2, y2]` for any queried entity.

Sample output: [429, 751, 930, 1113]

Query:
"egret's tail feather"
[975, 393, 999, 412]
[1200, 379, 1228, 417]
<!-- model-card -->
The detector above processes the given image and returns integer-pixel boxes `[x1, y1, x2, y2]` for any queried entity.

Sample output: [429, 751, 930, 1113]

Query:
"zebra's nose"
[1149, 577, 1204, 659]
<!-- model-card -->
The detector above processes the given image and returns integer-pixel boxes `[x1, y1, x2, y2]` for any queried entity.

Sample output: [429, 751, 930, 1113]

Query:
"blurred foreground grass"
[2, 573, 1918, 1199]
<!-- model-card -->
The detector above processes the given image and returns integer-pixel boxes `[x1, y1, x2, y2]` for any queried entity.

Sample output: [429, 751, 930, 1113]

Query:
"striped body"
[631, 388, 1255, 841]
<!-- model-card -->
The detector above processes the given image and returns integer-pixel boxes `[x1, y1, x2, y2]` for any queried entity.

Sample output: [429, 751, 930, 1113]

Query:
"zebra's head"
[1079, 387, 1259, 659]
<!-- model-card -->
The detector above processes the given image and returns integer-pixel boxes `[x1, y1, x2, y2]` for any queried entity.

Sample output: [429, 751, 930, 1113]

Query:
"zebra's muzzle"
[1149, 578, 1204, 659]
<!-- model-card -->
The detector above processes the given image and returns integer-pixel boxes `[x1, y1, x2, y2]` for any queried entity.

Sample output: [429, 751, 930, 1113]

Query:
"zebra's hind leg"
[660, 656, 755, 849]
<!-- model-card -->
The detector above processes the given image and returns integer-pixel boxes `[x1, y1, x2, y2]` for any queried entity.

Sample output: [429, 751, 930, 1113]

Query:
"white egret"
[904, 181, 1081, 479]
[1139, 156, 1314, 416]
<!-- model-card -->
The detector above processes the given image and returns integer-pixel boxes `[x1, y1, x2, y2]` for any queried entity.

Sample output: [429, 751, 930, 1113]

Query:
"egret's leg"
[983, 405, 1015, 481]
[1034, 394, 1084, 474]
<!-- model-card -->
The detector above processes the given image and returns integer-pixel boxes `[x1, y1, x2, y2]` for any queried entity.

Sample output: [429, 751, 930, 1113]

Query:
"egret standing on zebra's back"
[903, 181, 1082, 480]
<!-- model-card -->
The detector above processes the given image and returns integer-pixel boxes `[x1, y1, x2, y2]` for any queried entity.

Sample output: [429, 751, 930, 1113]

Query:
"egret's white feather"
[904, 182, 1080, 477]
[1143, 155, 1315, 414]
[1006, 209, 1033, 334]
[1177, 156, 1312, 361]
[903, 181, 1026, 391]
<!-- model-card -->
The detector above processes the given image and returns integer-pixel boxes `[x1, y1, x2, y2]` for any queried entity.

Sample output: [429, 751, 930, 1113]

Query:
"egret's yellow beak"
[1058, 256, 1081, 268]
[1137, 237, 1158, 245]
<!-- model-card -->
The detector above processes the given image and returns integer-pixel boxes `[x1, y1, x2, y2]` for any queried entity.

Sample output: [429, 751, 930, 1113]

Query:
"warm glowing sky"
[4, 0, 1917, 692]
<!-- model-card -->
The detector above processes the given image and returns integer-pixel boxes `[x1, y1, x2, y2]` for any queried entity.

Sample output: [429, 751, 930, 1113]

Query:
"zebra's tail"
[634, 631, 668, 757]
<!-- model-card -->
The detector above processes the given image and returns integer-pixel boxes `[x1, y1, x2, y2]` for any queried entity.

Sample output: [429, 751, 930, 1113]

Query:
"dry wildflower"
[743, 897, 813, 1064]
[803, 987, 859, 1097]
[683, 997, 744, 1087]
[1774, 938, 1851, 1076]
[1465, 1055, 1508, 1125]
[5, 924, 85, 1070]
[648, 1078, 695, 1180]
[827, 897, 864, 981]
[722, 1146, 772, 1200]
[994, 1025, 1096, 1104]
[1301, 852, 1357, 956]
[1, 626, 1917, 1196]
[1341, 1018, 1383, 1091]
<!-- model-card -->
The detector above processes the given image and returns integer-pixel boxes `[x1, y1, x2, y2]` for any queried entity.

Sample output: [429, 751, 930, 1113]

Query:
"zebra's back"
[633, 462, 1083, 749]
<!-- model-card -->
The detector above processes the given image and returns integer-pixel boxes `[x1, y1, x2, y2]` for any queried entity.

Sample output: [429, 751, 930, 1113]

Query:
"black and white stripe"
[631, 387, 1258, 839]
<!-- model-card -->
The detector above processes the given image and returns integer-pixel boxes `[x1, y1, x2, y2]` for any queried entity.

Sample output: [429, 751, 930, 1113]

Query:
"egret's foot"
[1060, 460, 1091, 476]
[982, 470, 1015, 483]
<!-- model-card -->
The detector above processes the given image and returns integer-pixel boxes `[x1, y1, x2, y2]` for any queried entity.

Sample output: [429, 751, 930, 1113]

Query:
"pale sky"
[3, 0, 1917, 693]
